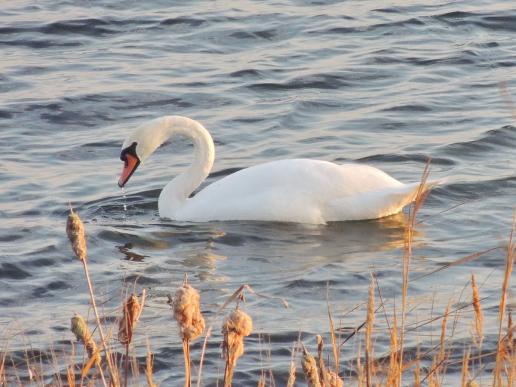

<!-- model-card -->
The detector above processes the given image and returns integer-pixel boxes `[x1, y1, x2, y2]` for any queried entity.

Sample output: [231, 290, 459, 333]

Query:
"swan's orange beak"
[118, 153, 140, 188]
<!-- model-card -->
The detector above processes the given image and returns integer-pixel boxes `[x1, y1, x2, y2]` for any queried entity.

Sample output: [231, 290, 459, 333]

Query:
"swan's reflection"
[111, 212, 423, 284]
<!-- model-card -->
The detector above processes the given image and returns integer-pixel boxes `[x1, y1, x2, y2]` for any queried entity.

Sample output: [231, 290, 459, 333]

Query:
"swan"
[118, 116, 430, 224]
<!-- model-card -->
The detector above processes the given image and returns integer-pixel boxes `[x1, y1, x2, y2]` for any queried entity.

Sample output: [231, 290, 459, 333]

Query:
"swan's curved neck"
[155, 116, 215, 217]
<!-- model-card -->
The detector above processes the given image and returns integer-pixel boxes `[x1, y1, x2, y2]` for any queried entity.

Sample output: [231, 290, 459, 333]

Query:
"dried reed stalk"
[399, 161, 431, 384]
[145, 349, 157, 387]
[386, 312, 399, 386]
[118, 292, 144, 387]
[286, 343, 297, 387]
[66, 364, 76, 387]
[506, 312, 515, 386]
[316, 335, 326, 384]
[438, 303, 450, 364]
[471, 275, 483, 346]
[413, 347, 421, 387]
[257, 373, 266, 387]
[365, 277, 375, 387]
[493, 216, 515, 386]
[301, 345, 321, 387]
[461, 347, 470, 387]
[222, 308, 253, 387]
[172, 278, 205, 387]
[66, 208, 118, 386]
[326, 291, 340, 375]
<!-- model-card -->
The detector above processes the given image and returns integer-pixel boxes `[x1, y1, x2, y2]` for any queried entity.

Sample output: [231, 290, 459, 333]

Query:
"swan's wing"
[324, 181, 436, 221]
[173, 159, 426, 223]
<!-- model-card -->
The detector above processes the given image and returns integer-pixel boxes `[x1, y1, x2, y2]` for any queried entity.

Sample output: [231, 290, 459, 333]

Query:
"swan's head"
[118, 118, 169, 188]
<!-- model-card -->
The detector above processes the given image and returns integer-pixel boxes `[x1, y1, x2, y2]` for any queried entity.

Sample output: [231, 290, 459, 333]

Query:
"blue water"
[1, 0, 515, 385]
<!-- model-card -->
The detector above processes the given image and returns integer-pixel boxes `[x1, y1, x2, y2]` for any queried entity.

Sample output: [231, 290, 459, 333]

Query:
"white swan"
[118, 116, 430, 224]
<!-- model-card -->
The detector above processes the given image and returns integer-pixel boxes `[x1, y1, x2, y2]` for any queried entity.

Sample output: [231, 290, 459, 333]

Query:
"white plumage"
[119, 116, 428, 224]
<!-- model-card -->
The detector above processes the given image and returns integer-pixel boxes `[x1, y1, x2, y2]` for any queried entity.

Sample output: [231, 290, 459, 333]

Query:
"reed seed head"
[118, 294, 142, 345]
[172, 283, 205, 341]
[301, 346, 321, 387]
[222, 308, 253, 363]
[71, 313, 90, 343]
[70, 313, 100, 365]
[323, 368, 343, 387]
[66, 208, 87, 261]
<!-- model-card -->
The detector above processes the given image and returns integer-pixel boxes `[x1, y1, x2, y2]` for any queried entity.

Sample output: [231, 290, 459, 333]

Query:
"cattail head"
[118, 294, 142, 345]
[172, 282, 205, 341]
[222, 308, 253, 363]
[71, 313, 100, 365]
[71, 313, 90, 343]
[301, 345, 321, 387]
[323, 368, 343, 387]
[66, 208, 87, 261]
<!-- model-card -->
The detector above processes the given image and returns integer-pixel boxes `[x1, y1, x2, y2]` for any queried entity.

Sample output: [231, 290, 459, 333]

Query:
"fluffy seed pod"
[172, 283, 205, 341]
[66, 208, 87, 261]
[222, 309, 253, 387]
[301, 346, 321, 387]
[222, 309, 253, 362]
[324, 369, 343, 387]
[118, 294, 142, 345]
[71, 313, 100, 365]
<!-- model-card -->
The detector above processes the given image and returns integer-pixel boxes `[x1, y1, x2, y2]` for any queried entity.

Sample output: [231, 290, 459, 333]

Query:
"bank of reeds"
[0, 193, 515, 386]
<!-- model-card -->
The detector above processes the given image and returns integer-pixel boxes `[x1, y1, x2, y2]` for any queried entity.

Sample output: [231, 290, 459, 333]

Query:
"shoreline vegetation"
[1, 168, 515, 387]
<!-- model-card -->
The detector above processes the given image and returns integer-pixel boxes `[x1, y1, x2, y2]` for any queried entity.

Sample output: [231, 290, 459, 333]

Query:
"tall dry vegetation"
[1, 183, 514, 386]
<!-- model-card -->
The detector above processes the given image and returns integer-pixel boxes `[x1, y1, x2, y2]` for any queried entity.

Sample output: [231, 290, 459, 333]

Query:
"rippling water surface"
[1, 0, 515, 385]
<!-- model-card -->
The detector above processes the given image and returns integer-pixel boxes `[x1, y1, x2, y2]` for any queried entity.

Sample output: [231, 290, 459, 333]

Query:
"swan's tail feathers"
[324, 181, 439, 222]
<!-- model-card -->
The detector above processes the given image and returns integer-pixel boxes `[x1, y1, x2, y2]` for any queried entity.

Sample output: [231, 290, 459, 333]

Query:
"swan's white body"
[119, 116, 426, 224]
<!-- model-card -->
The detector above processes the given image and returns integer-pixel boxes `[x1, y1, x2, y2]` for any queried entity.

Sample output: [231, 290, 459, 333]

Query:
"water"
[1, 0, 515, 384]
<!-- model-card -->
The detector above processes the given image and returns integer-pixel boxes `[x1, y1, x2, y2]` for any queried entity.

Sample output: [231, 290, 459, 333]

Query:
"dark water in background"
[1, 0, 515, 384]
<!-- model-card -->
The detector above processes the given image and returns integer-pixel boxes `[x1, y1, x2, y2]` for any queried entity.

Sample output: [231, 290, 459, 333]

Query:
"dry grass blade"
[222, 308, 253, 387]
[413, 346, 421, 387]
[286, 345, 297, 387]
[216, 284, 288, 316]
[493, 215, 515, 386]
[411, 247, 500, 282]
[439, 302, 450, 363]
[145, 343, 157, 387]
[365, 277, 375, 387]
[471, 275, 483, 346]
[399, 160, 431, 385]
[66, 364, 76, 387]
[257, 373, 266, 387]
[316, 335, 325, 384]
[386, 312, 399, 387]
[326, 286, 339, 375]
[461, 348, 470, 387]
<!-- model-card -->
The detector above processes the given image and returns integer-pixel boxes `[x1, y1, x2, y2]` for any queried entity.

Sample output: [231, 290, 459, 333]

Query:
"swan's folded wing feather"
[323, 182, 427, 221]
